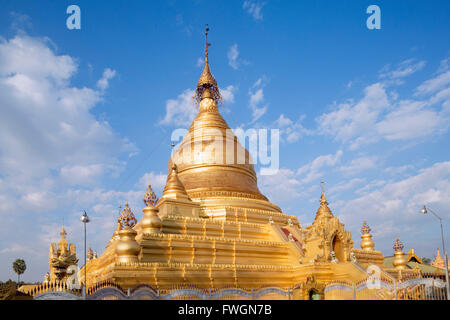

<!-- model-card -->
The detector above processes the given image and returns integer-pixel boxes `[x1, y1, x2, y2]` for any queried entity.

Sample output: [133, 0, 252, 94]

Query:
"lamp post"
[80, 210, 90, 300]
[421, 205, 449, 299]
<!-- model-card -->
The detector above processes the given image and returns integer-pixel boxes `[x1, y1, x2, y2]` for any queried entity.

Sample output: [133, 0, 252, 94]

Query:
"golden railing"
[324, 272, 447, 300]
[21, 280, 82, 297]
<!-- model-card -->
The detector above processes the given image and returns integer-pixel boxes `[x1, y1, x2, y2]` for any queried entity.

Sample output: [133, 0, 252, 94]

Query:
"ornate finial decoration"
[118, 202, 137, 228]
[393, 237, 407, 270]
[205, 24, 211, 60]
[320, 179, 325, 193]
[87, 247, 93, 260]
[360, 220, 375, 251]
[320, 191, 328, 205]
[393, 237, 404, 252]
[360, 220, 371, 235]
[195, 25, 222, 103]
[60, 217, 67, 237]
[313, 187, 333, 223]
[143, 185, 159, 207]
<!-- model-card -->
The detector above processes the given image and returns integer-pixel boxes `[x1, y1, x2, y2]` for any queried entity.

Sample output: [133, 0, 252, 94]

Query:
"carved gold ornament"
[360, 220, 371, 235]
[143, 185, 158, 207]
[393, 237, 404, 251]
[118, 202, 137, 228]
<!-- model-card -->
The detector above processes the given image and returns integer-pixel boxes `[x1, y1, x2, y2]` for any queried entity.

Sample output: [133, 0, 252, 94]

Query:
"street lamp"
[80, 210, 90, 300]
[421, 205, 449, 299]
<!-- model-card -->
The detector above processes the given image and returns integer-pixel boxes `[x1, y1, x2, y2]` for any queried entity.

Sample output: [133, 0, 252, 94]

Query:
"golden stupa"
[79, 28, 427, 299]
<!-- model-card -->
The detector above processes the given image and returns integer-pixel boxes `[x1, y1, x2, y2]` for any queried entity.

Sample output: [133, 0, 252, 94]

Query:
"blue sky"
[0, 0, 449, 281]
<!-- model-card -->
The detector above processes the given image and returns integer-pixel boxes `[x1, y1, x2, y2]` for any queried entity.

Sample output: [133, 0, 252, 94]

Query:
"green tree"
[12, 259, 26, 284]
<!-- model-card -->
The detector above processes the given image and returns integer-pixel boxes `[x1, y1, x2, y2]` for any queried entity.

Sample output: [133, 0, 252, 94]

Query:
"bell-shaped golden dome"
[169, 89, 268, 202]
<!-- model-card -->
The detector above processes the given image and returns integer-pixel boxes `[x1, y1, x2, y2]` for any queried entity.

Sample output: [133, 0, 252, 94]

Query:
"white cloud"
[329, 178, 366, 195]
[0, 33, 136, 281]
[376, 100, 441, 140]
[258, 168, 301, 203]
[10, 12, 32, 32]
[355, 180, 387, 195]
[252, 76, 267, 88]
[60, 164, 111, 186]
[339, 156, 378, 176]
[415, 70, 450, 96]
[317, 83, 389, 149]
[0, 34, 135, 180]
[196, 57, 204, 67]
[380, 59, 426, 81]
[159, 88, 196, 126]
[250, 88, 263, 106]
[337, 162, 450, 253]
[274, 114, 312, 143]
[317, 58, 450, 149]
[297, 150, 343, 183]
[96, 68, 116, 91]
[227, 44, 239, 70]
[221, 85, 237, 104]
[0, 243, 36, 255]
[248, 77, 268, 122]
[384, 165, 414, 176]
[243, 1, 264, 21]
[0, 35, 76, 82]
[437, 58, 449, 73]
[137, 171, 167, 192]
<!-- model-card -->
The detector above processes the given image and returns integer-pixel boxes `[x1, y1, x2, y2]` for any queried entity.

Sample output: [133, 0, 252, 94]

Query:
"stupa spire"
[392, 237, 407, 270]
[314, 182, 333, 222]
[60, 217, 67, 237]
[195, 24, 221, 103]
[432, 248, 446, 269]
[58, 218, 68, 254]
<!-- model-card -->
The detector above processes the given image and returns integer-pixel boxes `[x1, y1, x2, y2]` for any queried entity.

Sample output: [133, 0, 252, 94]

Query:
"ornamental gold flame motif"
[143, 184, 158, 207]
[393, 237, 404, 251]
[360, 220, 371, 235]
[118, 202, 137, 228]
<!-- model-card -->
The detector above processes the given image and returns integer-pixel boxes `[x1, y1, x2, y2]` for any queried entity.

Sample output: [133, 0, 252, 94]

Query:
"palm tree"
[12, 259, 26, 284]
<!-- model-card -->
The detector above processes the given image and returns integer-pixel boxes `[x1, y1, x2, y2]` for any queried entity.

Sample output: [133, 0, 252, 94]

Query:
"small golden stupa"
[431, 248, 449, 270]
